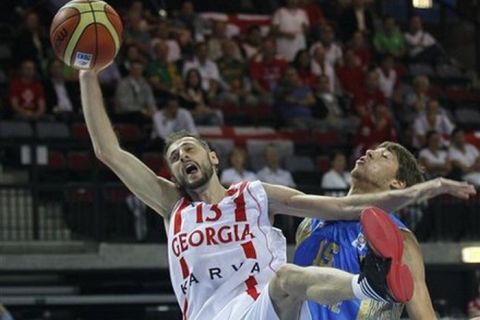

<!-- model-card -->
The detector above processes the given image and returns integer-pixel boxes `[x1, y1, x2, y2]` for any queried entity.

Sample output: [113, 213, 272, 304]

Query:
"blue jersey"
[293, 215, 407, 320]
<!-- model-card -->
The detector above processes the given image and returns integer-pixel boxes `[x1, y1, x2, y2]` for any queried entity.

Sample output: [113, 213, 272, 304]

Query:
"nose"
[179, 149, 190, 162]
[366, 149, 374, 158]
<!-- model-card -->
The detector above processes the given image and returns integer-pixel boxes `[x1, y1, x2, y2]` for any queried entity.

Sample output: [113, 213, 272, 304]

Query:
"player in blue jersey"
[294, 142, 436, 319]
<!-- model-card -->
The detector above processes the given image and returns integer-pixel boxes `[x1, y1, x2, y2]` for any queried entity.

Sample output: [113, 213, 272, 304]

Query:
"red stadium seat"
[71, 123, 90, 142]
[48, 150, 66, 170]
[114, 124, 144, 142]
[67, 151, 93, 172]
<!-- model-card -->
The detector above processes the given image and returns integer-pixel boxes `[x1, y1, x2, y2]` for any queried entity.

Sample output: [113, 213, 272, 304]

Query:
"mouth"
[184, 162, 199, 176]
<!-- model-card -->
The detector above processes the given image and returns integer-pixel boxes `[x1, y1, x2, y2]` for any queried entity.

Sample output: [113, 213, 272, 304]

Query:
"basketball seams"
[103, 12, 121, 53]
[86, 0, 99, 68]
[52, 0, 122, 69]
[63, 11, 95, 65]
[50, 10, 115, 36]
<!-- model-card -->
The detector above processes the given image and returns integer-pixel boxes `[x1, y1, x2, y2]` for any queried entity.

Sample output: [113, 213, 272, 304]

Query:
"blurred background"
[1, 0, 480, 319]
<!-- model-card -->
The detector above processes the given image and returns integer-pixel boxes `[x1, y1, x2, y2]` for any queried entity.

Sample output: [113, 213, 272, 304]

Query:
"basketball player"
[79, 68, 474, 320]
[295, 143, 438, 319]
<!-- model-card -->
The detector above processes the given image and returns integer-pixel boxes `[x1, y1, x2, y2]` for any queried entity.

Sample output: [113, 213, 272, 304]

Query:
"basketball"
[49, 0, 123, 70]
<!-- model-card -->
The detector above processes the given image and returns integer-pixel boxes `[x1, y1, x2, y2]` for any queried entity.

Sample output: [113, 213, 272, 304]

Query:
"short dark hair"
[451, 126, 464, 138]
[163, 131, 210, 159]
[377, 142, 424, 187]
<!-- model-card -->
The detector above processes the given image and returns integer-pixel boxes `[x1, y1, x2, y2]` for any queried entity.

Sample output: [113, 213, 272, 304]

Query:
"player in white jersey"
[79, 68, 475, 320]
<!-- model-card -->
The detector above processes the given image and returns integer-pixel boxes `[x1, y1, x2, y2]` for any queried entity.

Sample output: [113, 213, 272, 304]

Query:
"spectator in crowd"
[9, 59, 46, 120]
[217, 40, 258, 106]
[312, 74, 354, 134]
[44, 59, 80, 122]
[373, 16, 406, 59]
[249, 37, 288, 104]
[98, 62, 122, 101]
[123, 11, 151, 55]
[119, 44, 148, 77]
[275, 66, 316, 129]
[340, 0, 375, 41]
[402, 74, 431, 124]
[183, 42, 221, 99]
[404, 15, 444, 64]
[299, 0, 325, 30]
[114, 60, 156, 124]
[413, 99, 454, 149]
[310, 44, 336, 92]
[0, 305, 13, 320]
[207, 20, 242, 61]
[151, 19, 182, 63]
[448, 127, 480, 186]
[375, 54, 398, 99]
[353, 103, 397, 159]
[272, 0, 309, 61]
[146, 40, 183, 101]
[349, 31, 372, 70]
[336, 48, 364, 95]
[319, 23, 343, 67]
[292, 49, 316, 88]
[14, 10, 48, 71]
[468, 282, 480, 318]
[172, 1, 210, 42]
[257, 144, 296, 187]
[180, 68, 223, 125]
[321, 151, 351, 197]
[220, 147, 257, 185]
[241, 25, 262, 60]
[418, 130, 452, 179]
[353, 69, 386, 117]
[151, 94, 198, 141]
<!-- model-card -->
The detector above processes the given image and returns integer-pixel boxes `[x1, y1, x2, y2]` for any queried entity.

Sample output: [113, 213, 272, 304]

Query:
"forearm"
[80, 71, 121, 159]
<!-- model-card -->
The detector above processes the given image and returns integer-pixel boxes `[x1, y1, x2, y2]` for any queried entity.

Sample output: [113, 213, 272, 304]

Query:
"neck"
[348, 178, 387, 196]
[186, 176, 227, 204]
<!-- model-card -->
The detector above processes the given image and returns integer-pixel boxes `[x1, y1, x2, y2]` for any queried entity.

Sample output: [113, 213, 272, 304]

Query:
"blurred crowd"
[1, 0, 480, 188]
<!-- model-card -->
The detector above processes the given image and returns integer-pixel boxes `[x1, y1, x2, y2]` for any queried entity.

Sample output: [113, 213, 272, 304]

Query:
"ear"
[209, 151, 219, 166]
[390, 179, 406, 190]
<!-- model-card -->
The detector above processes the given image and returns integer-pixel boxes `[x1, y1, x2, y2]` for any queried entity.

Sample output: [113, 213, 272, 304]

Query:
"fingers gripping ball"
[50, 0, 123, 70]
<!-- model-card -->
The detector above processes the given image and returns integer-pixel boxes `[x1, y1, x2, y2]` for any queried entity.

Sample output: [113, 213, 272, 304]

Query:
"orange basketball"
[50, 0, 123, 70]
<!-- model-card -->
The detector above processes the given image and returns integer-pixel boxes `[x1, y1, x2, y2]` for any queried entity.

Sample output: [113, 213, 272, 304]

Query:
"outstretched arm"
[80, 70, 180, 218]
[264, 178, 475, 220]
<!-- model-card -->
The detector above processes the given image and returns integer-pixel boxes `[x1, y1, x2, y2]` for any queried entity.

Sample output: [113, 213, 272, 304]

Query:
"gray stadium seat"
[246, 139, 294, 172]
[284, 155, 315, 172]
[0, 121, 33, 138]
[36, 122, 70, 139]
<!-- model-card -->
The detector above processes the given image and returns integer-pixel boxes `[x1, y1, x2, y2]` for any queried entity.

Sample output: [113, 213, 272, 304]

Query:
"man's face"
[130, 62, 144, 77]
[166, 137, 218, 190]
[351, 147, 400, 190]
[154, 41, 169, 61]
[264, 146, 279, 168]
[196, 44, 208, 60]
[21, 61, 36, 80]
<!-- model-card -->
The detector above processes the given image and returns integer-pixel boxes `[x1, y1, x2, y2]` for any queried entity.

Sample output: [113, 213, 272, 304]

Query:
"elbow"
[94, 147, 117, 164]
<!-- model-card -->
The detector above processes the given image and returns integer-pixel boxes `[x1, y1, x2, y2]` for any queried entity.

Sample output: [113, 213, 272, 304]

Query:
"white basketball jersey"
[167, 180, 286, 320]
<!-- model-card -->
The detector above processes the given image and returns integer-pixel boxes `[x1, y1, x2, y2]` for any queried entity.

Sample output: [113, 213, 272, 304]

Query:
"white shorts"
[240, 284, 312, 320]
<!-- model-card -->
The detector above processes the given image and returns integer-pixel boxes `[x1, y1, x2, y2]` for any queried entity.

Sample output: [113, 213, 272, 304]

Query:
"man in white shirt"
[182, 42, 221, 93]
[413, 99, 455, 148]
[114, 60, 156, 124]
[404, 15, 443, 64]
[311, 44, 336, 92]
[220, 147, 257, 185]
[448, 127, 480, 186]
[152, 95, 198, 140]
[375, 54, 397, 99]
[272, 0, 309, 61]
[319, 24, 343, 68]
[257, 144, 296, 187]
[321, 151, 352, 197]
